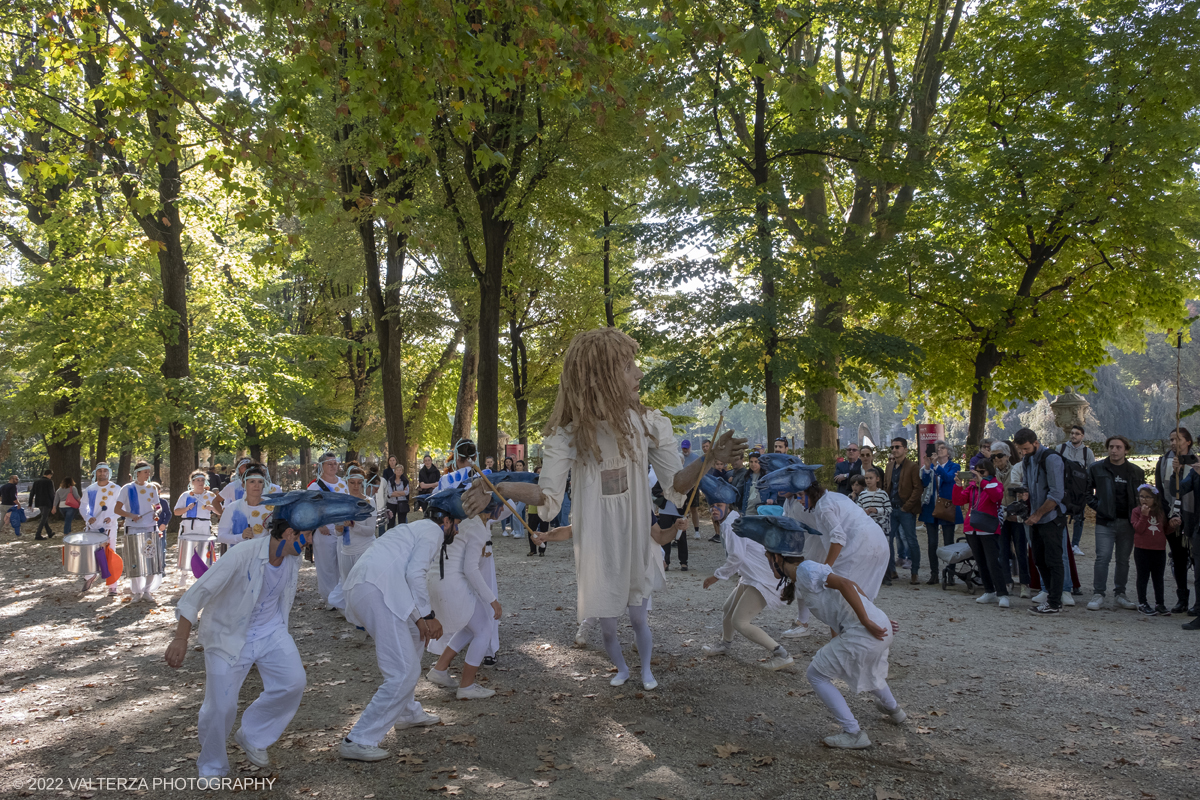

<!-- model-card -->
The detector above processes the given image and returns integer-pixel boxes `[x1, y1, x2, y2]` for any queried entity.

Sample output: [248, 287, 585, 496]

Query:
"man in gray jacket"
[1057, 425, 1095, 555]
[1084, 436, 1143, 611]
[1014, 428, 1067, 614]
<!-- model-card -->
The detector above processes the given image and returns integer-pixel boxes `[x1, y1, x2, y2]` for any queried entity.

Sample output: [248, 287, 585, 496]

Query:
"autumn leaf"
[714, 743, 744, 758]
[876, 789, 905, 800]
[752, 755, 773, 767]
[721, 774, 748, 786]
[826, 780, 840, 790]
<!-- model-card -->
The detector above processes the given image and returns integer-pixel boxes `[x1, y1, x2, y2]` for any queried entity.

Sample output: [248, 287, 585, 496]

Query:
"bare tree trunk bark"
[453, 320, 479, 447]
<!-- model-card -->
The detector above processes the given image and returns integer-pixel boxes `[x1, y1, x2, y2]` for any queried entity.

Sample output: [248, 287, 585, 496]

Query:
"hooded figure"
[734, 515, 906, 750]
[699, 476, 794, 670]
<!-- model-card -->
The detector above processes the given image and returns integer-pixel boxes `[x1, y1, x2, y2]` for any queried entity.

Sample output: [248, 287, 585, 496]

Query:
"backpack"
[1038, 448, 1088, 517]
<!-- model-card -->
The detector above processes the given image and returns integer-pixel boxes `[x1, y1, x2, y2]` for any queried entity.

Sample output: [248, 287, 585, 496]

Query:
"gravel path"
[1, 516, 1197, 800]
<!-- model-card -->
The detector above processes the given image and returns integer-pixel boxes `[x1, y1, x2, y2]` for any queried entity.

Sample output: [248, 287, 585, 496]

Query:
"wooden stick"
[681, 410, 725, 518]
[470, 465, 538, 539]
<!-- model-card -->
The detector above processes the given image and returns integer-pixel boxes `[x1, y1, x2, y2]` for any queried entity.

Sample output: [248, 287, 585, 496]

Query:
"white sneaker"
[1086, 594, 1104, 611]
[395, 711, 440, 730]
[234, 727, 270, 769]
[1032, 591, 1048, 605]
[1115, 594, 1137, 610]
[823, 730, 871, 749]
[339, 737, 389, 761]
[352, 626, 369, 643]
[426, 667, 458, 688]
[574, 620, 594, 647]
[1019, 585, 1031, 599]
[702, 640, 730, 657]
[693, 531, 701, 540]
[456, 682, 495, 700]
[1072, 545, 1085, 556]
[760, 650, 794, 671]
[998, 596, 1010, 609]
[875, 699, 907, 724]
[781, 623, 811, 639]
[975, 592, 997, 604]
[1061, 592, 1075, 607]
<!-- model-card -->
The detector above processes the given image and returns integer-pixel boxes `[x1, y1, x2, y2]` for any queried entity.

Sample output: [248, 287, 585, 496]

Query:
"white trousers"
[482, 554, 499, 657]
[346, 584, 425, 747]
[314, 529, 340, 604]
[127, 527, 163, 596]
[197, 627, 306, 776]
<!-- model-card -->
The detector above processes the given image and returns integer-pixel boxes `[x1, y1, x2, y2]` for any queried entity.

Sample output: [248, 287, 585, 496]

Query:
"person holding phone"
[952, 460, 1008, 606]
[919, 441, 962, 585]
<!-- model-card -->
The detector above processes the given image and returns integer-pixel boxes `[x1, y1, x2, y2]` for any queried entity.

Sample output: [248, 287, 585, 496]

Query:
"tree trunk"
[152, 432, 162, 483]
[405, 328, 465, 469]
[117, 442, 132, 485]
[750, 62, 781, 442]
[245, 419, 262, 462]
[453, 319, 479, 448]
[602, 202, 616, 327]
[802, 176, 842, 463]
[968, 341, 1003, 448]
[476, 205, 510, 467]
[299, 442, 311, 489]
[508, 317, 530, 445]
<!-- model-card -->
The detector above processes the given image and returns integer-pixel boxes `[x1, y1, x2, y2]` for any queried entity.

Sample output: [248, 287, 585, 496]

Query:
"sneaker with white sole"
[1019, 585, 1031, 599]
[998, 596, 1010, 609]
[975, 592, 997, 604]
[1061, 592, 1075, 607]
[1086, 594, 1104, 611]
[425, 667, 459, 688]
[781, 623, 811, 639]
[234, 727, 270, 769]
[339, 737, 389, 761]
[456, 682, 496, 700]
[702, 640, 730, 657]
[1115, 594, 1137, 610]
[823, 730, 871, 749]
[1137, 603, 1157, 616]
[1031, 591, 1048, 606]
[395, 711, 441, 730]
[760, 647, 794, 670]
[1072, 545, 1084, 556]
[1029, 603, 1061, 615]
[875, 699, 907, 724]
[574, 620, 594, 648]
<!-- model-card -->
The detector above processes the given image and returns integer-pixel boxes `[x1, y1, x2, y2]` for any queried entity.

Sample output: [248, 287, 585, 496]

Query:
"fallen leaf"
[752, 755, 773, 767]
[826, 780, 841, 790]
[876, 790, 905, 800]
[531, 780, 550, 788]
[715, 743, 744, 758]
[722, 774, 748, 786]
[850, 777, 864, 787]
[485, 783, 504, 790]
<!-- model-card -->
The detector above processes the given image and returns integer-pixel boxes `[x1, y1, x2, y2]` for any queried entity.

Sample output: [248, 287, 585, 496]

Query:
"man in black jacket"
[1085, 436, 1144, 612]
[0, 475, 20, 537]
[1154, 427, 1196, 615]
[28, 468, 56, 540]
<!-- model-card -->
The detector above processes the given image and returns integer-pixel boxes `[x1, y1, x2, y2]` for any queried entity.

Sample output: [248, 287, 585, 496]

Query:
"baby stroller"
[936, 539, 980, 592]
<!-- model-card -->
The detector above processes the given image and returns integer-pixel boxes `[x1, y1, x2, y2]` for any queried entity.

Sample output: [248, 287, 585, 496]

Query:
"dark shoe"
[664, 564, 670, 571]
[1189, 606, 1200, 617]
[910, 573, 920, 585]
[483, 655, 497, 666]
[1182, 617, 1200, 630]
[1137, 603, 1157, 616]
[680, 565, 688, 571]
[1029, 604, 1061, 615]
[885, 569, 899, 580]
[527, 551, 538, 557]
[1071, 588, 1083, 596]
[538, 547, 546, 557]
[709, 534, 722, 544]
[1156, 605, 1170, 616]
[925, 576, 938, 585]
[35, 535, 46, 540]
[1170, 602, 1188, 615]
[882, 577, 893, 587]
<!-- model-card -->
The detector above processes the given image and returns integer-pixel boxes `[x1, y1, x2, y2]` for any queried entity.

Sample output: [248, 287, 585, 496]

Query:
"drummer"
[78, 463, 122, 596]
[216, 464, 274, 550]
[212, 458, 282, 514]
[114, 461, 163, 604]
[174, 470, 218, 586]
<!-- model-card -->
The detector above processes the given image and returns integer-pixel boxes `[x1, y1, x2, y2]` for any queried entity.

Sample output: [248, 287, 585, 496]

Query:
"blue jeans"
[890, 510, 920, 575]
[1069, 513, 1085, 547]
[926, 520, 955, 576]
[998, 520, 1030, 585]
[62, 508, 76, 536]
[1093, 519, 1134, 597]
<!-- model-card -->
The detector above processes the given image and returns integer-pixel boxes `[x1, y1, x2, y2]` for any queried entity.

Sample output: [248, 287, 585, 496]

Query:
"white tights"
[806, 662, 897, 734]
[446, 599, 493, 668]
[598, 598, 654, 685]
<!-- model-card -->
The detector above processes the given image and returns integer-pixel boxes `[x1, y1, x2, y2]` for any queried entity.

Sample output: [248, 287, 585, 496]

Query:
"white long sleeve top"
[342, 519, 444, 627]
[712, 510, 785, 609]
[215, 498, 274, 549]
[175, 535, 300, 666]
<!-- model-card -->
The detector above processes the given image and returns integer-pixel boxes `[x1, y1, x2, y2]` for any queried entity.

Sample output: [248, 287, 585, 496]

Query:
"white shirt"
[342, 520, 444, 627]
[308, 477, 348, 536]
[82, 481, 121, 532]
[216, 498, 274, 548]
[339, 495, 379, 556]
[712, 511, 785, 609]
[175, 536, 300, 666]
[116, 481, 160, 530]
[245, 562, 288, 642]
[175, 489, 216, 521]
[784, 490, 890, 601]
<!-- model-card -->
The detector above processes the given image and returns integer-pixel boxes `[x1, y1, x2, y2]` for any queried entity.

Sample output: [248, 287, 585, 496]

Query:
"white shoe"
[1061, 592, 1075, 607]
[130, 592, 143, 603]
[1086, 594, 1104, 611]
[760, 651, 794, 671]
[352, 626, 369, 643]
[824, 730, 871, 749]
[643, 676, 658, 691]
[781, 623, 811, 639]
[197, 775, 224, 790]
[975, 592, 997, 604]
[234, 727, 270, 769]
[574, 620, 594, 647]
[1019, 585, 1031, 599]
[456, 682, 495, 700]
[1115, 594, 1137, 610]
[339, 737, 389, 761]
[610, 673, 628, 687]
[1072, 545, 1084, 556]
[998, 596, 1010, 609]
[1032, 591, 1048, 605]
[702, 640, 730, 657]
[426, 667, 458, 689]
[875, 699, 907, 724]
[395, 711, 440, 730]
[693, 532, 701, 540]
[142, 593, 157, 606]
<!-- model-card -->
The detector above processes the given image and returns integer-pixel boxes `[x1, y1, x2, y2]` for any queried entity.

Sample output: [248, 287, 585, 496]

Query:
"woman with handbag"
[920, 440, 962, 585]
[951, 459, 1009, 607]
[54, 477, 81, 536]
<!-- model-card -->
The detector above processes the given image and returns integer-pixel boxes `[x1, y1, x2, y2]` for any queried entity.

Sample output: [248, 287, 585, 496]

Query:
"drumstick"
[681, 410, 725, 518]
[470, 465, 538, 539]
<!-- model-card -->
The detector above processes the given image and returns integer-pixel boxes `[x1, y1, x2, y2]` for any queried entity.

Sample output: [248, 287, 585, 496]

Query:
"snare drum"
[177, 532, 219, 581]
[123, 529, 165, 578]
[61, 531, 109, 575]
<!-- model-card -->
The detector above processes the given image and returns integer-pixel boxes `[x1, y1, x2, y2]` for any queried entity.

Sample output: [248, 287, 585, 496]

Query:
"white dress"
[307, 477, 348, 604]
[796, 561, 893, 693]
[539, 409, 686, 620]
[713, 511, 785, 609]
[337, 495, 379, 585]
[426, 515, 495, 655]
[784, 491, 889, 600]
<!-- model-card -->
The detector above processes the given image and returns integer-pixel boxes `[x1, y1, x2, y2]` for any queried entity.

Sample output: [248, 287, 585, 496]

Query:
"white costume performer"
[80, 466, 121, 594]
[341, 519, 445, 753]
[784, 491, 890, 600]
[175, 535, 305, 778]
[437, 466, 500, 657]
[175, 488, 217, 536]
[336, 495, 378, 595]
[216, 497, 274, 549]
[307, 474, 348, 606]
[116, 475, 162, 600]
[426, 515, 492, 655]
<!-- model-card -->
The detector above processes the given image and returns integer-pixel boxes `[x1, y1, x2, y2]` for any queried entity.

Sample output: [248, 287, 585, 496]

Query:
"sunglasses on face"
[891, 445, 905, 450]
